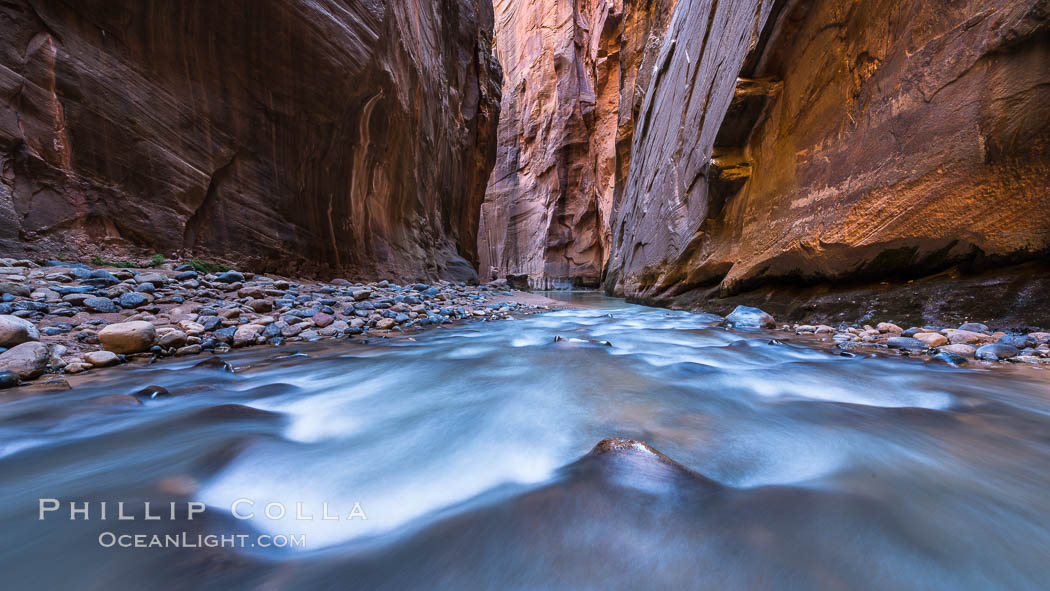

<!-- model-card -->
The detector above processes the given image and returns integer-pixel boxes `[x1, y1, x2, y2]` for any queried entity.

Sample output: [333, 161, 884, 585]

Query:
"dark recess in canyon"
[0, 0, 501, 281]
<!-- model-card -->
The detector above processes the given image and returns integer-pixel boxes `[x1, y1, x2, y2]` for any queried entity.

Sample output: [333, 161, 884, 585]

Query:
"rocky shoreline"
[0, 258, 561, 391]
[722, 305, 1050, 368]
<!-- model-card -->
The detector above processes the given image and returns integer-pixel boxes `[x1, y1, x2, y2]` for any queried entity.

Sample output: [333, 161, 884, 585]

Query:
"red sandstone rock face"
[606, 0, 1050, 302]
[478, 0, 632, 287]
[0, 0, 500, 281]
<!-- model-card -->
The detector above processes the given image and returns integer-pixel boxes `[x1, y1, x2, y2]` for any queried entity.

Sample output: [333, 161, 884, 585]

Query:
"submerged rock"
[134, 385, 171, 400]
[886, 337, 926, 351]
[931, 351, 969, 367]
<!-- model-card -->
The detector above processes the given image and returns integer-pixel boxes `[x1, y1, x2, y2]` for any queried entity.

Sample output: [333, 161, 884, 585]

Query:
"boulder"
[937, 344, 977, 358]
[312, 312, 334, 328]
[0, 342, 50, 379]
[723, 306, 775, 329]
[0, 369, 19, 388]
[887, 337, 927, 351]
[932, 351, 968, 367]
[975, 343, 1019, 361]
[0, 315, 39, 347]
[247, 299, 273, 313]
[876, 322, 903, 334]
[214, 271, 245, 284]
[84, 350, 120, 367]
[945, 330, 991, 345]
[135, 272, 168, 285]
[233, 324, 263, 347]
[98, 321, 157, 353]
[83, 296, 119, 313]
[118, 292, 149, 308]
[157, 330, 188, 348]
[912, 332, 949, 348]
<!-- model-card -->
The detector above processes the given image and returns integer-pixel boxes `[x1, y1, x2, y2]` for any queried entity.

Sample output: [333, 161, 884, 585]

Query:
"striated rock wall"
[606, 0, 1050, 303]
[479, 0, 636, 287]
[0, 0, 501, 281]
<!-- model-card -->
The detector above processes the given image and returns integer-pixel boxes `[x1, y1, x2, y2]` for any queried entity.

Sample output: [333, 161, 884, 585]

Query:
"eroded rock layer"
[0, 0, 500, 281]
[479, 0, 648, 287]
[606, 0, 1050, 302]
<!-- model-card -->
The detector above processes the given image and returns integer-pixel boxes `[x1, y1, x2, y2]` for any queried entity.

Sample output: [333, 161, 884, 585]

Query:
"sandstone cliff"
[479, 0, 629, 287]
[606, 0, 1050, 303]
[0, 0, 500, 281]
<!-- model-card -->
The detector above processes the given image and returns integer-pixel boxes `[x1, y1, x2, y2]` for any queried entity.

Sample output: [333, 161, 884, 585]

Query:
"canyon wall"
[479, 0, 659, 287]
[606, 0, 1050, 303]
[0, 0, 500, 281]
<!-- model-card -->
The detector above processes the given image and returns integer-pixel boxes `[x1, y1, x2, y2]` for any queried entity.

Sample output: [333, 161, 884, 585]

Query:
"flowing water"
[2, 294, 1050, 590]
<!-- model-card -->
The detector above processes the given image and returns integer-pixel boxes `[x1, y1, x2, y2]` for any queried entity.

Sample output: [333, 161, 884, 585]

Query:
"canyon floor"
[0, 258, 567, 391]
[1, 257, 1047, 394]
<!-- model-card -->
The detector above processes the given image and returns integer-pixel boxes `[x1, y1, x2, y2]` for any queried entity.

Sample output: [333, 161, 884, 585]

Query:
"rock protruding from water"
[723, 306, 776, 329]
[583, 437, 716, 488]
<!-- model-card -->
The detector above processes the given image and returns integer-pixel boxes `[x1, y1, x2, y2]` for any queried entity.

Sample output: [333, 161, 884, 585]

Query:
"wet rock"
[886, 337, 926, 351]
[0, 314, 39, 347]
[89, 394, 143, 408]
[84, 350, 120, 367]
[723, 305, 775, 329]
[0, 341, 50, 379]
[134, 385, 171, 400]
[375, 318, 396, 330]
[0, 369, 19, 389]
[20, 378, 72, 393]
[193, 357, 234, 372]
[876, 322, 903, 334]
[194, 404, 281, 421]
[912, 332, 948, 348]
[352, 289, 373, 301]
[99, 320, 157, 353]
[975, 343, 1020, 361]
[584, 438, 714, 485]
[959, 323, 990, 334]
[83, 296, 119, 313]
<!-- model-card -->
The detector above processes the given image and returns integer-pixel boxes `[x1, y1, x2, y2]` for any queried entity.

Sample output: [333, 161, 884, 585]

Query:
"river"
[2, 293, 1049, 590]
